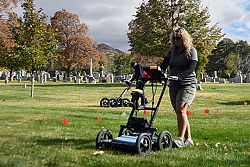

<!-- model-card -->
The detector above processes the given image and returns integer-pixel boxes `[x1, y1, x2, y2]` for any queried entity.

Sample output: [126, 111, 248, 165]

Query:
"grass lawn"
[0, 81, 249, 167]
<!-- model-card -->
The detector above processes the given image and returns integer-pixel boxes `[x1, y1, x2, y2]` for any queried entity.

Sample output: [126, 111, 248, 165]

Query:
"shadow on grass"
[35, 137, 149, 156]
[221, 100, 249, 105]
[36, 138, 94, 149]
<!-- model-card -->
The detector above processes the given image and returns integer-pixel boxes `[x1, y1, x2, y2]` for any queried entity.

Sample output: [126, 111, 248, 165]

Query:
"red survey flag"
[204, 108, 210, 114]
[62, 116, 69, 125]
[97, 116, 102, 123]
[244, 101, 247, 106]
[186, 111, 192, 117]
[143, 110, 150, 115]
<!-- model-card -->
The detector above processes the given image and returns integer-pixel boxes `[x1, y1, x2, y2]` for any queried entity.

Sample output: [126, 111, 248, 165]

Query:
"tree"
[206, 38, 236, 77]
[128, 0, 172, 57]
[0, 0, 20, 48]
[111, 53, 133, 75]
[0, 0, 21, 80]
[128, 0, 223, 81]
[235, 40, 250, 74]
[206, 39, 250, 78]
[50, 9, 108, 78]
[13, 0, 57, 97]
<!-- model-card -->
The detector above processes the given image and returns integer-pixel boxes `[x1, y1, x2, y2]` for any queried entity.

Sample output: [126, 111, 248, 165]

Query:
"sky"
[14, 0, 250, 51]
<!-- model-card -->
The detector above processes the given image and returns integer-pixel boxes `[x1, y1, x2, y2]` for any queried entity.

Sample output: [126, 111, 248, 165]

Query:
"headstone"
[219, 78, 226, 84]
[76, 78, 81, 84]
[16, 71, 22, 80]
[99, 77, 107, 83]
[212, 71, 218, 83]
[229, 78, 235, 83]
[76, 75, 83, 84]
[205, 75, 212, 82]
[93, 72, 100, 80]
[234, 74, 243, 83]
[0, 71, 3, 79]
[53, 77, 57, 82]
[88, 76, 96, 83]
[43, 72, 47, 83]
[114, 75, 124, 83]
[46, 73, 51, 81]
[88, 59, 96, 83]
[39, 72, 44, 84]
[58, 75, 64, 81]
[214, 71, 218, 78]
[200, 73, 204, 82]
[245, 73, 250, 83]
[110, 74, 114, 83]
[100, 65, 105, 77]
[90, 58, 93, 77]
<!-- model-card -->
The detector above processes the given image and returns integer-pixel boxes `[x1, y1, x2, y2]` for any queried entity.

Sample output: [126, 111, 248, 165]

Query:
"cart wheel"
[96, 129, 113, 149]
[100, 98, 109, 107]
[157, 131, 172, 150]
[109, 98, 118, 107]
[136, 133, 152, 156]
[121, 98, 130, 107]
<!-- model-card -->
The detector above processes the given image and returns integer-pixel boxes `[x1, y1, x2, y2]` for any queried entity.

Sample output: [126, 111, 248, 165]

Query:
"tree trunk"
[66, 67, 71, 79]
[10, 68, 13, 82]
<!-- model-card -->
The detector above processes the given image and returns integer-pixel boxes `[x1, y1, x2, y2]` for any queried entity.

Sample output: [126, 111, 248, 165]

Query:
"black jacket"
[131, 64, 144, 82]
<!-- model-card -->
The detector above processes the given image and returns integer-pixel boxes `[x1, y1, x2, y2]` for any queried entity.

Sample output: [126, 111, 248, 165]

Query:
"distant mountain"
[98, 43, 123, 57]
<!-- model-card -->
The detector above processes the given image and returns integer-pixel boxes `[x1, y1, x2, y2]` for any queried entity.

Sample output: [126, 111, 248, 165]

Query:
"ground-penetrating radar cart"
[96, 66, 177, 155]
[100, 80, 132, 107]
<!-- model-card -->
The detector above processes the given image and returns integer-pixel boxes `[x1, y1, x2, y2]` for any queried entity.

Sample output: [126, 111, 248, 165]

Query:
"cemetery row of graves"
[1, 69, 250, 84]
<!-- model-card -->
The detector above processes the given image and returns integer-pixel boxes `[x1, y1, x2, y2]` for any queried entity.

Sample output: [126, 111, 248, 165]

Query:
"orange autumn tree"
[50, 9, 108, 78]
[0, 0, 20, 48]
[0, 0, 21, 79]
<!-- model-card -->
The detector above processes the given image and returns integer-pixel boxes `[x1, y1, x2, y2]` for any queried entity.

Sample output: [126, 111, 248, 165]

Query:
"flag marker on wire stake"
[62, 116, 69, 125]
[244, 101, 247, 106]
[187, 111, 192, 117]
[204, 108, 210, 114]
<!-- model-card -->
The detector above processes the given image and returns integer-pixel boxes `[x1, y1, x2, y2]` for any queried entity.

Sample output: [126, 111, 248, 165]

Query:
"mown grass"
[0, 81, 249, 167]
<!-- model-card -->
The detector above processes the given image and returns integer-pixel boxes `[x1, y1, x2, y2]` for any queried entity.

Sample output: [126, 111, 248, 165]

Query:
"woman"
[160, 27, 198, 147]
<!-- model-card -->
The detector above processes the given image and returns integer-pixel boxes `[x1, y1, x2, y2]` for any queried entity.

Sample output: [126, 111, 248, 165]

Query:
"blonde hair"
[170, 27, 193, 58]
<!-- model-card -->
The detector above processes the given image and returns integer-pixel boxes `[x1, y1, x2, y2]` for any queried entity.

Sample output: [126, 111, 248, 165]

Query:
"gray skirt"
[169, 83, 196, 108]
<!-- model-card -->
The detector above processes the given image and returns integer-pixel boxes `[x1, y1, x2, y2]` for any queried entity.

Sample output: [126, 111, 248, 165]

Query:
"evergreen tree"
[206, 38, 236, 77]
[235, 40, 250, 74]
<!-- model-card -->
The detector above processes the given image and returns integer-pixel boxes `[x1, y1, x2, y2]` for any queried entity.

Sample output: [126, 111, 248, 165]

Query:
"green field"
[0, 81, 249, 167]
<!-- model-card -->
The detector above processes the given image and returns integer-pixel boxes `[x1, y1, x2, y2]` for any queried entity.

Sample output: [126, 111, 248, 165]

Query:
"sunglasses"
[172, 36, 182, 40]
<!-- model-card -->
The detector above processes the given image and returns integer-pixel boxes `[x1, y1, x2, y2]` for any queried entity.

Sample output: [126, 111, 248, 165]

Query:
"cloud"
[13, 0, 250, 51]
[30, 0, 143, 51]
[202, 0, 250, 43]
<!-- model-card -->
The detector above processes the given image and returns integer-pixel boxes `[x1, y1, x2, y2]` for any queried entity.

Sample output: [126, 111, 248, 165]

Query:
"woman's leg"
[175, 103, 190, 139]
